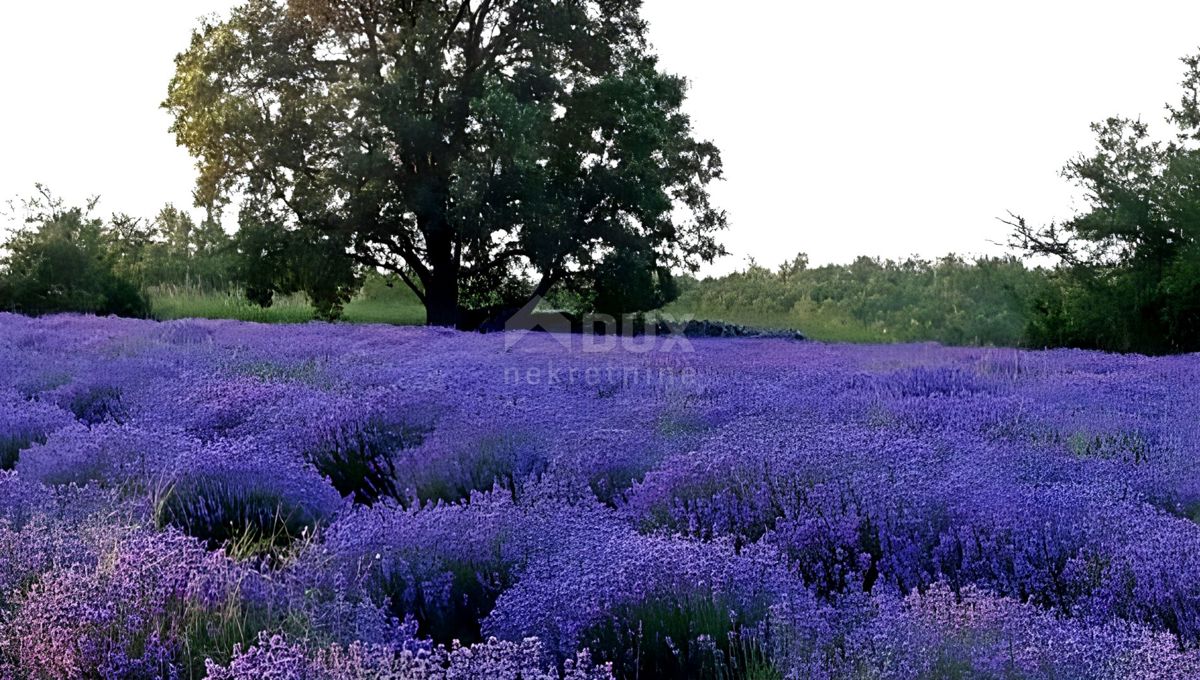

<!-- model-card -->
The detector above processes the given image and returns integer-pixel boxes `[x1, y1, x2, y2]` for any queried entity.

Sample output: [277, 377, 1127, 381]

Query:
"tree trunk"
[419, 211, 461, 328]
[423, 276, 460, 328]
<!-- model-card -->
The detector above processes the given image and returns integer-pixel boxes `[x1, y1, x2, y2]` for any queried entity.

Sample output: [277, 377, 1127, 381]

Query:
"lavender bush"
[1, 312, 1199, 678]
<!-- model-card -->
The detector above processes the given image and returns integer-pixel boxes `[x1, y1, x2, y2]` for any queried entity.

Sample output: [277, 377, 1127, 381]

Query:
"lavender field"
[1, 313, 1199, 679]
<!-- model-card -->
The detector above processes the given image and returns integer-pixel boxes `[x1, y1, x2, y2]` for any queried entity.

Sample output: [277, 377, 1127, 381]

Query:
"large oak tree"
[165, 0, 726, 327]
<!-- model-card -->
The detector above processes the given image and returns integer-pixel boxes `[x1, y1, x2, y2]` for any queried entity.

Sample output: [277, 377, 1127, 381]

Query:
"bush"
[306, 420, 426, 506]
[0, 199, 148, 318]
[0, 392, 74, 470]
[154, 439, 343, 556]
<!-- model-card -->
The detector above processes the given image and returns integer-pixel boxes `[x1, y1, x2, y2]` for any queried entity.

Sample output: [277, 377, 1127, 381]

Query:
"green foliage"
[352, 273, 427, 318]
[306, 421, 425, 506]
[584, 595, 771, 680]
[230, 212, 362, 320]
[665, 255, 1041, 346]
[568, 244, 681, 317]
[149, 287, 316, 323]
[128, 205, 236, 290]
[177, 585, 287, 678]
[164, 0, 727, 326]
[0, 187, 310, 322]
[1161, 242, 1200, 342]
[0, 186, 370, 323]
[0, 190, 149, 318]
[1009, 53, 1200, 354]
[148, 279, 427, 326]
[155, 481, 318, 556]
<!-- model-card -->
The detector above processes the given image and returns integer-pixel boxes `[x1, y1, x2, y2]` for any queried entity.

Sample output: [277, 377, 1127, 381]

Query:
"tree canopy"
[164, 0, 727, 327]
[1008, 52, 1200, 353]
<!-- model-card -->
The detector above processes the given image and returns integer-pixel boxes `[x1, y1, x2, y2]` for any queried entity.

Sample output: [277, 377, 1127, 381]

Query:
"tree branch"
[1000, 211, 1080, 266]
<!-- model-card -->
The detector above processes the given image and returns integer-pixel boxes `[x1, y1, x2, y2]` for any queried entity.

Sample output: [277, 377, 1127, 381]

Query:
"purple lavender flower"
[203, 631, 613, 680]
[1, 314, 1200, 678]
[0, 389, 74, 470]
[2, 527, 269, 678]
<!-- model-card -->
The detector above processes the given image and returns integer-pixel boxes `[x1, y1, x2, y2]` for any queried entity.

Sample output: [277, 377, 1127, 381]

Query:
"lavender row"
[1, 312, 1198, 678]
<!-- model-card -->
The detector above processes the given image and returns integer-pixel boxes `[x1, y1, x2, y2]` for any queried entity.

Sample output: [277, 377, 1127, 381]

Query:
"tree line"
[0, 183, 673, 323]
[667, 255, 1042, 347]
[0, 186, 362, 320]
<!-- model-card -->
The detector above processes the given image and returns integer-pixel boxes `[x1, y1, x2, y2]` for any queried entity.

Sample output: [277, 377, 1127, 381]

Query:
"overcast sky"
[3, 1, 1200, 275]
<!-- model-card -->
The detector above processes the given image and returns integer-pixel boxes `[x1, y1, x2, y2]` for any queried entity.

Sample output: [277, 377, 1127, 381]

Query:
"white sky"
[3, 1, 1200, 275]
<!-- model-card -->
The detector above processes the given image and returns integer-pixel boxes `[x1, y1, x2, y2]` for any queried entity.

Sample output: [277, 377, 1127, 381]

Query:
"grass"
[149, 285, 427, 326]
[150, 284, 886, 343]
[583, 595, 779, 680]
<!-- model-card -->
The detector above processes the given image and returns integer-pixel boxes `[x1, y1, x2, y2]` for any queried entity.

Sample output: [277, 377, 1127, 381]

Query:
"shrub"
[155, 439, 343, 556]
[484, 533, 828, 680]
[316, 495, 522, 645]
[64, 383, 127, 425]
[406, 430, 548, 507]
[831, 584, 1200, 680]
[0, 391, 73, 470]
[0, 204, 148, 318]
[2, 528, 273, 679]
[16, 423, 191, 488]
[204, 632, 613, 680]
[307, 420, 426, 506]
